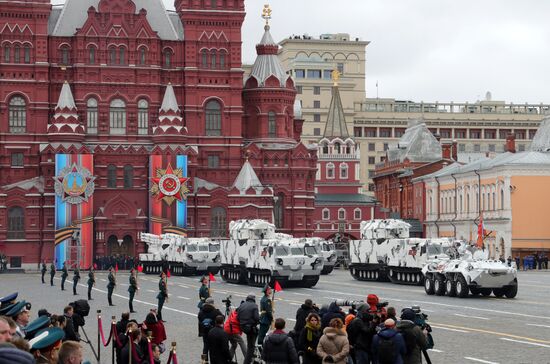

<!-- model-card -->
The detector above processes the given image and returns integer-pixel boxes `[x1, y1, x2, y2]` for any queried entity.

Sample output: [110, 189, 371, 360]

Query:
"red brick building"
[0, 0, 317, 268]
[373, 119, 457, 237]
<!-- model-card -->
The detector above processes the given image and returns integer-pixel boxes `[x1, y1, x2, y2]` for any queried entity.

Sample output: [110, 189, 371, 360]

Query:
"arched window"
[7, 206, 25, 239]
[338, 208, 346, 220]
[500, 188, 504, 210]
[459, 194, 463, 213]
[109, 47, 116, 64]
[466, 193, 470, 213]
[201, 49, 208, 68]
[267, 111, 276, 138]
[9, 96, 26, 133]
[219, 51, 226, 68]
[205, 100, 221, 136]
[23, 45, 30, 63]
[211, 50, 217, 68]
[334, 143, 341, 154]
[274, 193, 284, 228]
[322, 208, 330, 220]
[109, 99, 126, 134]
[60, 45, 69, 65]
[139, 47, 146, 65]
[3, 45, 10, 62]
[340, 163, 348, 179]
[322, 143, 329, 154]
[107, 164, 117, 188]
[123, 165, 133, 188]
[164, 49, 172, 68]
[210, 207, 227, 238]
[354, 208, 361, 220]
[86, 98, 98, 134]
[137, 99, 148, 135]
[119, 47, 125, 65]
[89, 46, 96, 64]
[326, 163, 335, 179]
[14, 45, 20, 63]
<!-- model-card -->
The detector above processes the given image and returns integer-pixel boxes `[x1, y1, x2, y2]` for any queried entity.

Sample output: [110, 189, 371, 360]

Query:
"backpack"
[377, 334, 396, 364]
[201, 318, 214, 332]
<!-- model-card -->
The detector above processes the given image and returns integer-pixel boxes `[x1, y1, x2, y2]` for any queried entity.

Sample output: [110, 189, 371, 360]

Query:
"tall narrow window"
[61, 46, 69, 65]
[326, 163, 335, 179]
[137, 99, 148, 135]
[139, 47, 146, 65]
[267, 111, 276, 137]
[274, 193, 284, 228]
[164, 50, 172, 68]
[107, 165, 117, 188]
[340, 163, 348, 179]
[123, 165, 133, 188]
[89, 47, 95, 64]
[205, 100, 221, 136]
[109, 99, 126, 134]
[7, 206, 25, 239]
[86, 98, 98, 134]
[210, 207, 227, 238]
[23, 45, 30, 63]
[219, 52, 225, 68]
[338, 208, 346, 220]
[119, 47, 125, 64]
[109, 47, 116, 64]
[9, 96, 26, 133]
[201, 49, 208, 68]
[14, 45, 20, 63]
[3, 45, 9, 62]
[211, 50, 217, 68]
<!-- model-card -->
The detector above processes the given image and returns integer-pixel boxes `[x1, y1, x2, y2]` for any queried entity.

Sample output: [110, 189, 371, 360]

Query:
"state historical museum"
[0, 0, 317, 268]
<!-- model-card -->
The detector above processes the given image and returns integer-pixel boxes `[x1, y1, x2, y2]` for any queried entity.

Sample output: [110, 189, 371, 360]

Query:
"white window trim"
[354, 208, 361, 220]
[322, 208, 330, 220]
[338, 208, 345, 220]
[326, 162, 335, 179]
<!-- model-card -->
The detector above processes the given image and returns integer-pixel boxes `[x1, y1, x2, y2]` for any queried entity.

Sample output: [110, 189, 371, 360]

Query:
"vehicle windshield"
[305, 246, 318, 255]
[427, 244, 443, 255]
[187, 245, 198, 252]
[209, 244, 219, 252]
[198, 245, 209, 252]
[290, 247, 304, 255]
[275, 246, 289, 256]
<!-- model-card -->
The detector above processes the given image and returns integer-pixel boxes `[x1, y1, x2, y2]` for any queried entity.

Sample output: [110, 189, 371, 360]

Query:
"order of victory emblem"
[54, 163, 96, 204]
[150, 163, 189, 205]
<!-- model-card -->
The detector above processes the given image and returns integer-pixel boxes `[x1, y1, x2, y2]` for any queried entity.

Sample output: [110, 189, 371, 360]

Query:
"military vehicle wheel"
[434, 277, 446, 296]
[456, 275, 469, 298]
[479, 288, 492, 297]
[504, 284, 518, 298]
[492, 288, 505, 298]
[469, 287, 480, 296]
[445, 279, 457, 297]
[424, 276, 435, 295]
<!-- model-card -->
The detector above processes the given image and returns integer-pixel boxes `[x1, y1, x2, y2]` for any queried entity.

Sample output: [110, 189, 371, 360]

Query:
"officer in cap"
[258, 284, 273, 345]
[157, 271, 168, 321]
[41, 260, 47, 284]
[7, 300, 31, 338]
[87, 266, 95, 300]
[0, 292, 18, 311]
[128, 268, 138, 313]
[61, 262, 69, 291]
[72, 266, 80, 295]
[49, 261, 56, 286]
[107, 266, 116, 306]
[197, 275, 210, 309]
[24, 315, 51, 340]
[29, 327, 65, 364]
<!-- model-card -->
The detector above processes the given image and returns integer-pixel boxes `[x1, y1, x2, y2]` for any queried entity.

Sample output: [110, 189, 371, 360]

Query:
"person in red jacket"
[224, 309, 246, 361]
[142, 312, 167, 353]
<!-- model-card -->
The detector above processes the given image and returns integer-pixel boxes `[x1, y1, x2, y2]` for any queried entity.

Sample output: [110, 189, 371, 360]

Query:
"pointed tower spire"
[153, 83, 186, 138]
[323, 71, 349, 139]
[48, 81, 85, 140]
[56, 81, 77, 110]
[233, 160, 264, 194]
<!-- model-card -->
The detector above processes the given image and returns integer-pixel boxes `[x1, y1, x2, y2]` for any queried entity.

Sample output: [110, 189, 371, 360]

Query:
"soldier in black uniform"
[72, 266, 80, 295]
[157, 271, 168, 322]
[40, 260, 47, 284]
[49, 262, 56, 286]
[60, 262, 69, 291]
[128, 268, 138, 313]
[107, 266, 116, 306]
[258, 284, 273, 345]
[87, 266, 95, 300]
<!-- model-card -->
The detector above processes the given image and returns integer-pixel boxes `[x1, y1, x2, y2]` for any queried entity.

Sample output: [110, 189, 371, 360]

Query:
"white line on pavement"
[430, 325, 469, 333]
[177, 296, 190, 300]
[455, 313, 489, 320]
[147, 289, 155, 293]
[291, 292, 310, 296]
[526, 323, 550, 329]
[464, 357, 500, 364]
[500, 338, 550, 348]
[428, 349, 444, 353]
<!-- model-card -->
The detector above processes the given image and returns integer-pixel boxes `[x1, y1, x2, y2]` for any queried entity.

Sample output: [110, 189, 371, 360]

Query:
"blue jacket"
[372, 328, 407, 364]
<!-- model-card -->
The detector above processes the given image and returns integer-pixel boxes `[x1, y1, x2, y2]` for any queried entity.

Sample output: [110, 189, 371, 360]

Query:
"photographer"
[223, 301, 247, 361]
[294, 299, 319, 338]
[396, 309, 428, 364]
[321, 302, 345, 330]
[199, 298, 223, 361]
[63, 306, 80, 342]
[236, 294, 259, 364]
[347, 304, 376, 364]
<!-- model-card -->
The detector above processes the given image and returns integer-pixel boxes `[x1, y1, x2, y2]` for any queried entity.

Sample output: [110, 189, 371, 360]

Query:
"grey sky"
[52, 0, 550, 103]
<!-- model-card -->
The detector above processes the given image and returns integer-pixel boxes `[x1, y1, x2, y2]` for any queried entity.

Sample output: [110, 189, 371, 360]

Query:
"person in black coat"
[236, 294, 260, 364]
[62, 306, 80, 342]
[294, 299, 319, 336]
[298, 313, 322, 364]
[207, 315, 232, 364]
[321, 302, 345, 330]
[347, 304, 376, 364]
[120, 327, 145, 364]
[262, 318, 299, 364]
[198, 298, 223, 359]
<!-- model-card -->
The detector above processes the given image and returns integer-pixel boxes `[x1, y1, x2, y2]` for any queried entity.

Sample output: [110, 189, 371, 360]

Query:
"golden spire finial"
[331, 69, 341, 86]
[262, 4, 272, 26]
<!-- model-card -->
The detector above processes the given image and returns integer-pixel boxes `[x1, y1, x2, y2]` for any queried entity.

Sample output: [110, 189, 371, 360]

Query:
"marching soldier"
[198, 275, 210, 309]
[107, 266, 116, 306]
[60, 262, 69, 291]
[128, 268, 138, 313]
[40, 260, 47, 284]
[72, 266, 80, 295]
[49, 262, 56, 286]
[157, 271, 168, 322]
[87, 266, 95, 300]
[258, 284, 273, 345]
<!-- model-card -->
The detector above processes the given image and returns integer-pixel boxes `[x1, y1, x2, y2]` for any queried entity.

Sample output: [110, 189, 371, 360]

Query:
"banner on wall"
[53, 154, 95, 269]
[149, 155, 189, 236]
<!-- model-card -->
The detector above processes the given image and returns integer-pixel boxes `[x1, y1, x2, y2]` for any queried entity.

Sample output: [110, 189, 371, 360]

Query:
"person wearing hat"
[197, 275, 210, 309]
[236, 294, 260, 364]
[128, 268, 138, 313]
[0, 345, 35, 364]
[197, 297, 222, 361]
[372, 318, 406, 364]
[50, 261, 56, 286]
[258, 284, 273, 345]
[24, 315, 51, 341]
[157, 271, 168, 322]
[347, 304, 375, 364]
[87, 266, 95, 300]
[8, 301, 31, 339]
[107, 266, 116, 306]
[396, 308, 428, 364]
[72, 266, 80, 296]
[61, 262, 69, 291]
[41, 260, 47, 284]
[29, 327, 65, 364]
[0, 292, 18, 312]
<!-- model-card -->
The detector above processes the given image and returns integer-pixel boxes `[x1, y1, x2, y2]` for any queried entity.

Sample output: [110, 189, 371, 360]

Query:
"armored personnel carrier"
[309, 238, 336, 274]
[138, 233, 220, 276]
[422, 243, 518, 298]
[219, 219, 324, 288]
[349, 219, 453, 285]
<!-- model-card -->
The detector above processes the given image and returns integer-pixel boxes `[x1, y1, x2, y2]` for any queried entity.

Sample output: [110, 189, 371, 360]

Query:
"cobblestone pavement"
[1, 269, 549, 363]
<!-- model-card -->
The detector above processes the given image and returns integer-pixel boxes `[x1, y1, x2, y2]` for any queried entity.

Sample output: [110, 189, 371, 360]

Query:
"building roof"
[50, 0, 182, 40]
[530, 115, 550, 152]
[159, 84, 179, 113]
[323, 85, 349, 139]
[232, 160, 264, 194]
[247, 25, 290, 87]
[55, 82, 76, 110]
[386, 119, 442, 163]
[294, 99, 302, 119]
[2, 176, 45, 193]
[315, 193, 377, 205]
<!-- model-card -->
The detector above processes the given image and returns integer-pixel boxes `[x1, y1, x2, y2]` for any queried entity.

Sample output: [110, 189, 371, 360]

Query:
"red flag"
[274, 280, 282, 292]
[167, 269, 171, 278]
[208, 272, 216, 282]
[477, 213, 484, 248]
[93, 263, 97, 270]
[137, 265, 143, 273]
[115, 263, 119, 272]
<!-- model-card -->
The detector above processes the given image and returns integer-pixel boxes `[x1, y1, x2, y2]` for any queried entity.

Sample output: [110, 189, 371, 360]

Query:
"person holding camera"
[298, 313, 322, 364]
[347, 304, 376, 364]
[223, 299, 247, 361]
[294, 299, 319, 338]
[62, 306, 80, 342]
[396, 309, 428, 364]
[236, 294, 259, 364]
[317, 318, 349, 364]
[321, 302, 346, 330]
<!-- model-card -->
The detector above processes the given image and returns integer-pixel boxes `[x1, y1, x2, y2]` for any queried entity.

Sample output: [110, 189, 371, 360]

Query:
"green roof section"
[315, 193, 377, 205]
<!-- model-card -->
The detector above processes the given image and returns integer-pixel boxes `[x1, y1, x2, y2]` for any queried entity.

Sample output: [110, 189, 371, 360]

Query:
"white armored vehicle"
[349, 219, 453, 285]
[219, 219, 323, 288]
[309, 238, 336, 274]
[139, 233, 220, 276]
[422, 243, 518, 298]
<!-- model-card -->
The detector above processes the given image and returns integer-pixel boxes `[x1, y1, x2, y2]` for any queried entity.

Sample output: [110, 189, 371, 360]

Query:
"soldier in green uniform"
[49, 262, 56, 286]
[157, 271, 168, 322]
[128, 268, 138, 313]
[72, 266, 80, 295]
[40, 260, 47, 284]
[87, 266, 95, 300]
[197, 275, 210, 309]
[258, 284, 273, 345]
[107, 266, 116, 306]
[60, 262, 68, 291]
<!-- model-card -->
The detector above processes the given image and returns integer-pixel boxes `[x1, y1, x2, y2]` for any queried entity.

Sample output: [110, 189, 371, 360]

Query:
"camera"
[376, 301, 389, 310]
[222, 295, 232, 307]
[333, 299, 363, 309]
[410, 305, 431, 332]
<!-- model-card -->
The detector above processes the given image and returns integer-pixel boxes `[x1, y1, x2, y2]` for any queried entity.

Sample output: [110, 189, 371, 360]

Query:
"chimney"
[451, 140, 458, 161]
[441, 142, 452, 160]
[505, 132, 516, 153]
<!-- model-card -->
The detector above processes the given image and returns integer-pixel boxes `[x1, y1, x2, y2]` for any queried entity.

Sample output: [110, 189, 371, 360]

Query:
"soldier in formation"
[49, 262, 56, 286]
[60, 262, 69, 291]
[87, 266, 95, 300]
[40, 260, 47, 284]
[107, 266, 116, 306]
[72, 266, 80, 295]
[198, 275, 210, 309]
[128, 268, 138, 313]
[157, 271, 168, 322]
[258, 284, 273, 345]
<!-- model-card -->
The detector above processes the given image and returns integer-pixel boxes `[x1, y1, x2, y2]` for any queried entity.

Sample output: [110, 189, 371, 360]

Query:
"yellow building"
[418, 117, 550, 259]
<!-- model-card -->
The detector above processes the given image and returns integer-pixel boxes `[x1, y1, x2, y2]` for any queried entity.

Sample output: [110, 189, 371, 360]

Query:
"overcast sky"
[52, 0, 550, 103]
